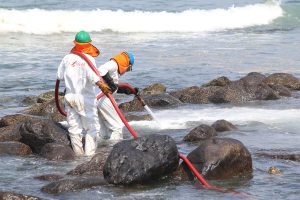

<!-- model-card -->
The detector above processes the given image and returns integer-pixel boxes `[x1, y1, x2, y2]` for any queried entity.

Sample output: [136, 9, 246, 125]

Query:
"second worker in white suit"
[97, 52, 136, 141]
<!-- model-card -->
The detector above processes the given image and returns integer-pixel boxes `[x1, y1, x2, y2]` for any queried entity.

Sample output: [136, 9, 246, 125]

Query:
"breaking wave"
[0, 1, 283, 34]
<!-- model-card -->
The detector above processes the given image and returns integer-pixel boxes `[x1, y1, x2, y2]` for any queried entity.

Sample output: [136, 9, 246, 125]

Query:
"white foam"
[0, 2, 283, 34]
[130, 107, 300, 130]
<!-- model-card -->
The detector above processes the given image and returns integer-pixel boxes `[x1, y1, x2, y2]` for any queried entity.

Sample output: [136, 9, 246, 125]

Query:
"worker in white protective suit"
[97, 52, 136, 142]
[57, 30, 111, 156]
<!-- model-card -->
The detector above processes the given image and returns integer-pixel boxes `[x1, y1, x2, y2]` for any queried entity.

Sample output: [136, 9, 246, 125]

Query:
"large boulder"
[0, 141, 32, 156]
[179, 138, 252, 180]
[103, 134, 179, 185]
[40, 143, 75, 160]
[41, 176, 107, 194]
[183, 124, 217, 142]
[211, 120, 237, 132]
[0, 124, 22, 142]
[264, 73, 300, 90]
[67, 147, 111, 176]
[19, 118, 70, 153]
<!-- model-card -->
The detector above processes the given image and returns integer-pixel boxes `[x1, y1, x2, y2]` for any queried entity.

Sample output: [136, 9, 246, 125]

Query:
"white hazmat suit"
[57, 53, 100, 156]
[97, 60, 124, 141]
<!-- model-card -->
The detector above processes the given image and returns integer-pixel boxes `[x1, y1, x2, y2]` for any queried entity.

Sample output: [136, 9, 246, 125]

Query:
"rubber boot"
[85, 134, 97, 156]
[69, 134, 84, 156]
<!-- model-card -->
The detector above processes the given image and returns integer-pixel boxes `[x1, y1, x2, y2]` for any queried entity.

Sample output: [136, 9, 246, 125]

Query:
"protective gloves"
[96, 80, 111, 95]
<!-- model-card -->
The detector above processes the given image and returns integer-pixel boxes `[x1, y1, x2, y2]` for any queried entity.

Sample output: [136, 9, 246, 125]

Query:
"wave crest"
[0, 2, 283, 34]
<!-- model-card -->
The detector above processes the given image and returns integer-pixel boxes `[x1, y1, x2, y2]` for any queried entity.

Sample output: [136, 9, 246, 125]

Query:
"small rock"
[0, 191, 41, 200]
[268, 166, 281, 174]
[211, 120, 237, 132]
[183, 124, 217, 142]
[140, 83, 167, 95]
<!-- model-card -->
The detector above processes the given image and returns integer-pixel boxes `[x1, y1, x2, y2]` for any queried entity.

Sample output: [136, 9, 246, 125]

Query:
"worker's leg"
[97, 96, 124, 141]
[82, 105, 100, 156]
[66, 105, 84, 156]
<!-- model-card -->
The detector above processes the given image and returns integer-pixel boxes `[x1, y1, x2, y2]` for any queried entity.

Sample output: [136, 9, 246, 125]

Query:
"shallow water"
[0, 0, 300, 199]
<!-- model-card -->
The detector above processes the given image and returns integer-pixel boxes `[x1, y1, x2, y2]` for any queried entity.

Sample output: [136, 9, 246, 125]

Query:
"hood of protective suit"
[110, 52, 130, 75]
[71, 41, 100, 57]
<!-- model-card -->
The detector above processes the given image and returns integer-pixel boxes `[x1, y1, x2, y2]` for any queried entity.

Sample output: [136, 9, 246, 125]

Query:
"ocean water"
[0, 0, 300, 199]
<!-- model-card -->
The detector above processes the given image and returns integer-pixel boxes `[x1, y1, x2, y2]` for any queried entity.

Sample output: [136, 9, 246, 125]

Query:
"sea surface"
[0, 0, 300, 199]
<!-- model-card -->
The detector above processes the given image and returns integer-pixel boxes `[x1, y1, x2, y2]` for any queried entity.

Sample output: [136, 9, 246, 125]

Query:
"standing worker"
[57, 30, 110, 156]
[97, 52, 136, 142]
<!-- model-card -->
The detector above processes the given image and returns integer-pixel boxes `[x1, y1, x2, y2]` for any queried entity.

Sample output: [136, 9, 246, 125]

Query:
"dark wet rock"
[139, 83, 167, 95]
[103, 134, 179, 185]
[21, 95, 38, 105]
[125, 113, 152, 122]
[170, 86, 221, 104]
[37, 90, 58, 103]
[178, 138, 252, 180]
[34, 174, 64, 181]
[242, 72, 267, 84]
[256, 151, 300, 161]
[170, 72, 281, 104]
[254, 82, 280, 100]
[0, 114, 34, 127]
[67, 148, 111, 176]
[264, 73, 300, 90]
[0, 124, 22, 142]
[0, 141, 32, 156]
[269, 85, 292, 97]
[183, 124, 217, 142]
[144, 94, 182, 108]
[22, 97, 66, 122]
[119, 94, 182, 112]
[209, 73, 279, 103]
[119, 98, 144, 112]
[19, 118, 70, 154]
[41, 176, 107, 194]
[40, 143, 75, 160]
[211, 120, 237, 132]
[268, 166, 281, 174]
[202, 76, 231, 87]
[0, 191, 41, 200]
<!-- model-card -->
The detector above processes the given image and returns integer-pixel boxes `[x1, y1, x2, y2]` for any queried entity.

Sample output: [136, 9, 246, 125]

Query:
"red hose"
[55, 79, 67, 117]
[55, 51, 221, 191]
[179, 154, 212, 188]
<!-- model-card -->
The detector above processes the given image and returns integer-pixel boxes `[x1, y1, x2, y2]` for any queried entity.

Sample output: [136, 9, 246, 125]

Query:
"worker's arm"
[96, 80, 111, 95]
[117, 86, 139, 95]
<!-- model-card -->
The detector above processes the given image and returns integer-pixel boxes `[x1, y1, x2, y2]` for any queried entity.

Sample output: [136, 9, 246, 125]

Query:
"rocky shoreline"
[1, 72, 300, 197]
